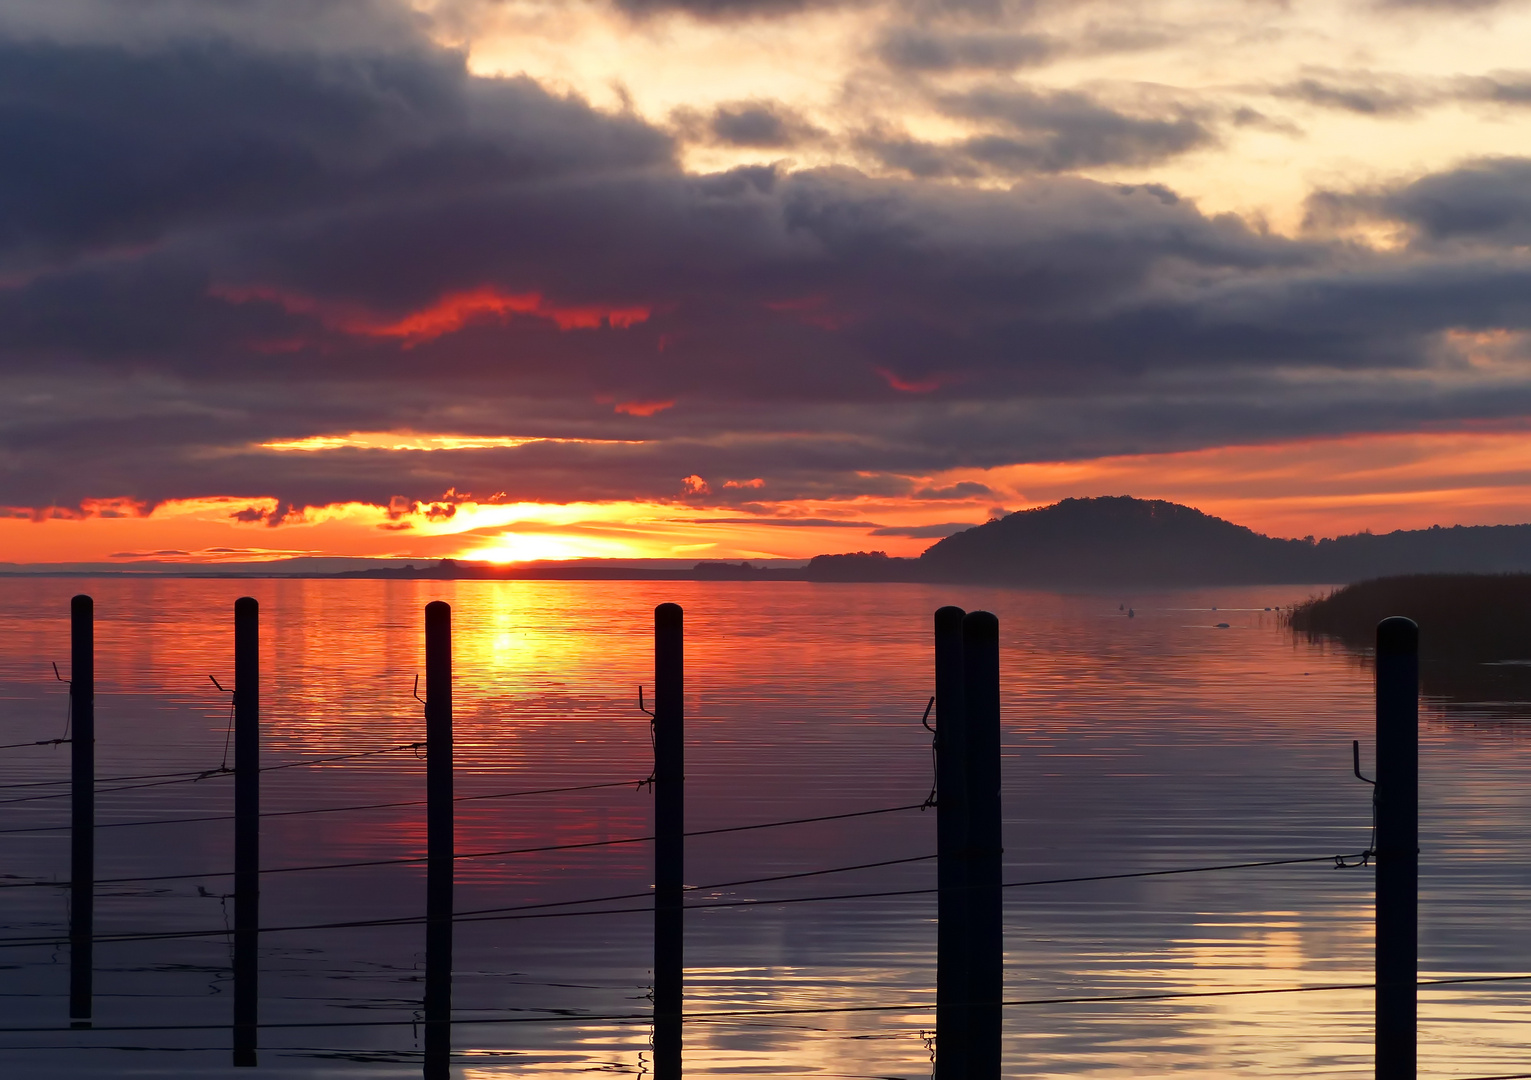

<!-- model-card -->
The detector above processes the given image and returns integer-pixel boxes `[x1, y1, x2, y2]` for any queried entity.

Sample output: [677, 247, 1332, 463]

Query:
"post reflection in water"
[0, 578, 1527, 1077]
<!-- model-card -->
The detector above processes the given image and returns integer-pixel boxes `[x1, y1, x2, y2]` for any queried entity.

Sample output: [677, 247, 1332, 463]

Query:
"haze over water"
[0, 578, 1527, 1078]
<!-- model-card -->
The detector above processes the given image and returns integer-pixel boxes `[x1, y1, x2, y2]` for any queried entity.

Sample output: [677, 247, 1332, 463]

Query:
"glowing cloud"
[212, 284, 650, 344]
[874, 366, 949, 394]
[259, 432, 643, 452]
[614, 399, 675, 416]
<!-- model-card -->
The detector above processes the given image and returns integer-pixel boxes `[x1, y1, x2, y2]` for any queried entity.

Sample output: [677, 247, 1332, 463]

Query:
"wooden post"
[962, 610, 1003, 1077]
[424, 601, 453, 1080]
[233, 597, 260, 1067]
[933, 605, 967, 1079]
[69, 594, 94, 1027]
[1375, 616, 1418, 1079]
[653, 602, 684, 1078]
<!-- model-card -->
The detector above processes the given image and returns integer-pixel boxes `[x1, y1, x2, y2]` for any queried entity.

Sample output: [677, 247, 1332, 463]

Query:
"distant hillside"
[896, 496, 1531, 587]
[916, 497, 1312, 586]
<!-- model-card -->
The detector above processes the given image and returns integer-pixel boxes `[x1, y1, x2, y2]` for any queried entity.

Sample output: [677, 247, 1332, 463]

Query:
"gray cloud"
[875, 27, 1056, 72]
[862, 84, 1215, 176]
[869, 521, 978, 537]
[912, 482, 995, 498]
[0, 37, 671, 275]
[1271, 68, 1531, 118]
[1306, 157, 1531, 247]
[1277, 75, 1425, 116]
[1374, 0, 1509, 8]
[610, 0, 840, 18]
[672, 99, 827, 148]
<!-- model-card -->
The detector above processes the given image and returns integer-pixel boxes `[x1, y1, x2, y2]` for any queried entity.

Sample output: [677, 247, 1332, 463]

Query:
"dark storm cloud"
[6, 13, 1531, 517]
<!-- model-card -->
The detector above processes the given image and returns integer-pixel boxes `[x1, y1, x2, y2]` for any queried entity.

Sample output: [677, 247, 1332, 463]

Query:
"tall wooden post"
[424, 601, 453, 1080]
[934, 605, 968, 1078]
[69, 594, 94, 1027]
[653, 603, 684, 1077]
[233, 597, 260, 1067]
[962, 610, 1003, 1077]
[1375, 616, 1418, 1079]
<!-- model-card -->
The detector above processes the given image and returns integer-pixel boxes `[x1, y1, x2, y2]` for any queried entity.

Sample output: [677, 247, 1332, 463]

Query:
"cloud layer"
[4, 1, 1531, 540]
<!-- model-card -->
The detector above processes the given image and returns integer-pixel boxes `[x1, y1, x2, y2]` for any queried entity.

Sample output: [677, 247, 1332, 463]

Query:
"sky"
[5, 0, 1531, 564]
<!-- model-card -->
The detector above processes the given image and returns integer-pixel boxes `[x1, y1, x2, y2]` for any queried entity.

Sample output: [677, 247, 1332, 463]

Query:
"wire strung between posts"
[1, 974, 1529, 1036]
[0, 779, 643, 836]
[0, 741, 431, 802]
[1334, 738, 1379, 869]
[423, 852, 943, 926]
[208, 676, 235, 773]
[918, 696, 937, 810]
[0, 737, 71, 752]
[257, 742, 427, 773]
[0, 801, 928, 891]
[0, 769, 234, 805]
[636, 684, 655, 791]
[0, 852, 941, 946]
[0, 766, 227, 792]
[0, 848, 1373, 945]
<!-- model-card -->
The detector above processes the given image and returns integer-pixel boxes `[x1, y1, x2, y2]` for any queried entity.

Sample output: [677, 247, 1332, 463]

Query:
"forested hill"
[804, 497, 1531, 586]
[916, 497, 1309, 585]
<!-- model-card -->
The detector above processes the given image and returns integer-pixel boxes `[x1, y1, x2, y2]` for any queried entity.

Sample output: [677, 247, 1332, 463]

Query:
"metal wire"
[0, 741, 429, 802]
[0, 849, 1373, 946]
[0, 801, 927, 890]
[0, 779, 642, 836]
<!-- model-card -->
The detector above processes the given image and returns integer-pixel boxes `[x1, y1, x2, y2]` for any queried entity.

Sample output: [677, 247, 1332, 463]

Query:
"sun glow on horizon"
[6, 426, 1531, 565]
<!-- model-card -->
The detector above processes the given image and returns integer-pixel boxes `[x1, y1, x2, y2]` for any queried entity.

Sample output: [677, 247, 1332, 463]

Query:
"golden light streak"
[260, 432, 644, 452]
[7, 428, 1531, 564]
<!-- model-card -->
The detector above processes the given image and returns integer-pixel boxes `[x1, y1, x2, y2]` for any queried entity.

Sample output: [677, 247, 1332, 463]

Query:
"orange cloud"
[614, 399, 674, 416]
[874, 366, 948, 393]
[723, 477, 766, 489]
[211, 284, 650, 344]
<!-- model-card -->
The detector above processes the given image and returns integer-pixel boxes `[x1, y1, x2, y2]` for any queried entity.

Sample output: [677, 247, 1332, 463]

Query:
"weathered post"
[962, 610, 1003, 1077]
[69, 594, 94, 1027]
[1375, 616, 1418, 1080]
[233, 596, 260, 1067]
[424, 601, 453, 1080]
[653, 602, 684, 1078]
[933, 605, 968, 1079]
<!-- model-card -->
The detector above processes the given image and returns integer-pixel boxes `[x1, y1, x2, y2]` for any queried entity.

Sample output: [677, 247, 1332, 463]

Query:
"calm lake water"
[0, 578, 1527, 1078]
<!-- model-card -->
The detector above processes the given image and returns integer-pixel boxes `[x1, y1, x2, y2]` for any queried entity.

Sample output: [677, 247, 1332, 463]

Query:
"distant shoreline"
[5, 496, 1531, 586]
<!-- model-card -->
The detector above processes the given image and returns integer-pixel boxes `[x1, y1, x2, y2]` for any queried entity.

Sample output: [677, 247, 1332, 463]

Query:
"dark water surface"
[0, 579, 1527, 1078]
